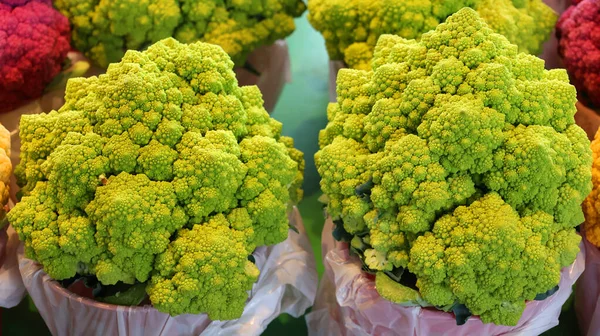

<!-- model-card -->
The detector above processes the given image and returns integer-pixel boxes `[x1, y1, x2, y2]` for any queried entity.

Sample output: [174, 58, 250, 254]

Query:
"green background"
[1, 14, 580, 336]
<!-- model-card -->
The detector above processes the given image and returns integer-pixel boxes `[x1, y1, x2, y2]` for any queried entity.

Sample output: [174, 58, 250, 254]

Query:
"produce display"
[308, 0, 557, 69]
[556, 0, 600, 108]
[2, 0, 600, 333]
[54, 0, 306, 68]
[8, 38, 304, 320]
[0, 0, 71, 112]
[315, 8, 590, 326]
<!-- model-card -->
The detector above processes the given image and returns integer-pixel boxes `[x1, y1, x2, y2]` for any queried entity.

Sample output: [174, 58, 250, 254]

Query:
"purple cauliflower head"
[0, 0, 70, 112]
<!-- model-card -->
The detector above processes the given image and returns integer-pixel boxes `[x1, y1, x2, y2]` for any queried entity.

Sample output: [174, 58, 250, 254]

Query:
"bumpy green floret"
[11, 182, 100, 280]
[410, 193, 580, 325]
[308, 0, 557, 69]
[148, 215, 259, 320]
[9, 38, 303, 319]
[315, 9, 590, 326]
[87, 173, 188, 285]
[55, 0, 306, 67]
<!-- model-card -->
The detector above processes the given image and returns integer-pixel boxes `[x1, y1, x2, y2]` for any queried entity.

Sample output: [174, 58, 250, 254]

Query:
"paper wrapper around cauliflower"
[0, 0, 71, 112]
[8, 38, 305, 320]
[314, 8, 590, 326]
[308, 0, 557, 70]
[53, 0, 306, 68]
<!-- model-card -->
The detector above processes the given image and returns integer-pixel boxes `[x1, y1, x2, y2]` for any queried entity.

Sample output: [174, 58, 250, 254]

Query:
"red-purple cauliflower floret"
[556, 0, 600, 107]
[2, 0, 50, 7]
[0, 0, 70, 112]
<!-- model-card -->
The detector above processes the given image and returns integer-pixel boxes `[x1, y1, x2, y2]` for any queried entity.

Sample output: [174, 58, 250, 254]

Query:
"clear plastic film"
[306, 217, 586, 336]
[234, 40, 292, 113]
[575, 234, 600, 336]
[18, 206, 317, 336]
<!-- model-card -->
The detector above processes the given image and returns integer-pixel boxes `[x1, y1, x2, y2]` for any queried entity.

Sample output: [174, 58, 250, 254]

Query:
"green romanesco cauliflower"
[9, 38, 304, 319]
[315, 8, 590, 326]
[148, 215, 259, 321]
[308, 0, 557, 69]
[54, 0, 306, 67]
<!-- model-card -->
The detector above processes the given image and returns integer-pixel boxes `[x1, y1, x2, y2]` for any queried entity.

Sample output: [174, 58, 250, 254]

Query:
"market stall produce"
[0, 0, 71, 112]
[311, 8, 589, 334]
[308, 0, 557, 70]
[54, 0, 306, 67]
[556, 0, 600, 108]
[9, 38, 316, 335]
[52, 0, 303, 112]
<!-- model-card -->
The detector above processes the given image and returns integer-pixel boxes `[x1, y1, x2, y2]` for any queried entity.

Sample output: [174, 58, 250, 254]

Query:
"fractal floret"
[9, 38, 304, 320]
[0, 0, 71, 112]
[315, 8, 589, 326]
[308, 0, 557, 70]
[54, 0, 306, 68]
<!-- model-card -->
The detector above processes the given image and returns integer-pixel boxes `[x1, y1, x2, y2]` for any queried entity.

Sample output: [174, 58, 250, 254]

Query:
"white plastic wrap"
[18, 206, 317, 336]
[0, 224, 26, 308]
[575, 234, 600, 336]
[306, 217, 586, 336]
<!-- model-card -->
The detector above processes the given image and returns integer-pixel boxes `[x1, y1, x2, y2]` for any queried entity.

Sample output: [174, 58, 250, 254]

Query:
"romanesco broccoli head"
[9, 38, 304, 318]
[315, 8, 590, 326]
[54, 0, 306, 67]
[307, 0, 557, 69]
